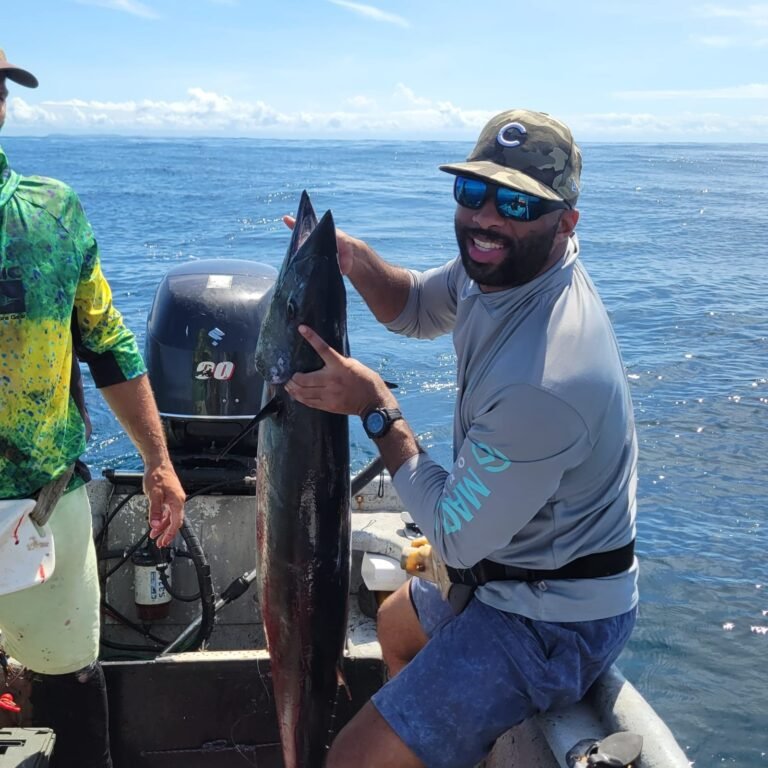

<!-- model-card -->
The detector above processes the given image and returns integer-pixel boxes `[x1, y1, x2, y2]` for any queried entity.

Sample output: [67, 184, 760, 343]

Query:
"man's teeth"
[473, 237, 504, 251]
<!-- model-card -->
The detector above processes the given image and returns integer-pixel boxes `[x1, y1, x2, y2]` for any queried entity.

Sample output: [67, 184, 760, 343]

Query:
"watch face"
[366, 411, 386, 435]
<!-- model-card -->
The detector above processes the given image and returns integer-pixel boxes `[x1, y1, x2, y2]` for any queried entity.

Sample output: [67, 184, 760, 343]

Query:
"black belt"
[446, 540, 635, 586]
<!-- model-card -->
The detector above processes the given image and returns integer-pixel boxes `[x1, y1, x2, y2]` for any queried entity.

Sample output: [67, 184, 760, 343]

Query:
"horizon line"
[2, 133, 767, 145]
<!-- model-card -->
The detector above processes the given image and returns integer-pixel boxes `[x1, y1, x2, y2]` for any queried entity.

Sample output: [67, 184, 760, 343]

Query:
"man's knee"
[376, 581, 428, 675]
[376, 585, 404, 646]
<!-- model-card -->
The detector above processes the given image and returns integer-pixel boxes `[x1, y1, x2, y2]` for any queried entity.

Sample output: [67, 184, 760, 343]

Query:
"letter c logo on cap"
[497, 122, 527, 148]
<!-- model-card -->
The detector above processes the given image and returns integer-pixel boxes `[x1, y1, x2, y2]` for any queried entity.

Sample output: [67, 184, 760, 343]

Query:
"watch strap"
[362, 407, 403, 439]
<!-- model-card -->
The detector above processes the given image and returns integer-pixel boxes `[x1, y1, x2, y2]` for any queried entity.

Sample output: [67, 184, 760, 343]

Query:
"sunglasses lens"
[454, 176, 567, 221]
[454, 177, 488, 210]
[496, 188, 535, 221]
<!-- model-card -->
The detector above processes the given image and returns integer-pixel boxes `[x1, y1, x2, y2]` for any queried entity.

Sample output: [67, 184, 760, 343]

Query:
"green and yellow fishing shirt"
[0, 146, 145, 499]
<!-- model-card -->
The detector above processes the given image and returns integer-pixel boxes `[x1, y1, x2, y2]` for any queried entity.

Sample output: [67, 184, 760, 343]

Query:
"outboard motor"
[145, 259, 277, 488]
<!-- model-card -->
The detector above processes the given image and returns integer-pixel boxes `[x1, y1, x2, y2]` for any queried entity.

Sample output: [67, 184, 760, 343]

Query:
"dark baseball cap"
[440, 109, 581, 207]
[0, 49, 38, 88]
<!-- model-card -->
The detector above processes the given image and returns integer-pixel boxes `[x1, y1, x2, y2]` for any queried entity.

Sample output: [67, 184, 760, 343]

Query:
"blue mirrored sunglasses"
[453, 176, 569, 222]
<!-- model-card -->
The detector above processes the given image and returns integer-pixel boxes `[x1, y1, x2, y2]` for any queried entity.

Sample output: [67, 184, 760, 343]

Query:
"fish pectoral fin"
[216, 395, 282, 459]
[258, 394, 283, 420]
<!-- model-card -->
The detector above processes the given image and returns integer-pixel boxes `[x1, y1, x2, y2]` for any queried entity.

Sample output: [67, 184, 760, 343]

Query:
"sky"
[2, 0, 768, 141]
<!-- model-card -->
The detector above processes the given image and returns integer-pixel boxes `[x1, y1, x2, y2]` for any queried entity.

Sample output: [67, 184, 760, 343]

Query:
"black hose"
[103, 520, 214, 650]
[149, 542, 201, 602]
[156, 563, 200, 602]
[104, 529, 150, 578]
[160, 459, 389, 655]
[100, 638, 164, 655]
[99, 479, 226, 653]
[96, 489, 141, 549]
[99, 479, 235, 578]
[160, 568, 258, 655]
[177, 517, 216, 649]
[100, 463, 379, 654]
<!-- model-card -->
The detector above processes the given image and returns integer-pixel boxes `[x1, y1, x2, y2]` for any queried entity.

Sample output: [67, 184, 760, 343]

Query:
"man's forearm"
[99, 374, 170, 467]
[359, 387, 422, 477]
[347, 238, 412, 324]
[101, 373, 186, 546]
[371, 419, 422, 478]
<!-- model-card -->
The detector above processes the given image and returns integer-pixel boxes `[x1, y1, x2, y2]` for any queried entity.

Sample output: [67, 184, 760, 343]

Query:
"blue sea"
[3, 136, 768, 766]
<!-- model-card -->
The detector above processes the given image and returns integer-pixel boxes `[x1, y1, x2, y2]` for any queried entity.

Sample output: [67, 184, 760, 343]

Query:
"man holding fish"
[285, 109, 639, 768]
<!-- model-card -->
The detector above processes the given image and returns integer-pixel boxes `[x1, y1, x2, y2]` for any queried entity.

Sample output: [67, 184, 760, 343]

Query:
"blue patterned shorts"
[371, 578, 636, 768]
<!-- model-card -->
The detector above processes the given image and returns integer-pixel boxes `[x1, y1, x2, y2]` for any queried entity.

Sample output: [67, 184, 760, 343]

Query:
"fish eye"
[286, 298, 297, 321]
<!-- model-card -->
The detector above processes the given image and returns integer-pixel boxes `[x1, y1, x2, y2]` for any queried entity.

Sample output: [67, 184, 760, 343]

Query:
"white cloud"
[328, 0, 410, 28]
[700, 4, 768, 26]
[10, 89, 288, 132]
[6, 87, 768, 141]
[391, 85, 488, 130]
[614, 83, 768, 100]
[390, 85, 491, 130]
[6, 86, 488, 136]
[75, 0, 159, 19]
[394, 83, 432, 107]
[8, 97, 61, 125]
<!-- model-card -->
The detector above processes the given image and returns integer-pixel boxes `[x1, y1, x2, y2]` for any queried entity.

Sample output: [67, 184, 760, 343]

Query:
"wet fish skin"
[255, 191, 350, 768]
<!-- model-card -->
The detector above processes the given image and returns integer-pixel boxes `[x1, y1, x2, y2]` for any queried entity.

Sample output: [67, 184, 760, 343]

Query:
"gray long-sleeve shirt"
[388, 235, 638, 622]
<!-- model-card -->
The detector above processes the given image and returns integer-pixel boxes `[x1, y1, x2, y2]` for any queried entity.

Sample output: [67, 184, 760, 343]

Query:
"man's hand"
[287, 325, 421, 479]
[285, 325, 395, 416]
[144, 459, 186, 548]
[283, 210, 411, 324]
[400, 536, 453, 599]
[282, 215, 359, 277]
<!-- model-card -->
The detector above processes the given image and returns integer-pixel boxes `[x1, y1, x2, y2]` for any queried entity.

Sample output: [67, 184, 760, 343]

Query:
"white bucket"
[0, 499, 56, 597]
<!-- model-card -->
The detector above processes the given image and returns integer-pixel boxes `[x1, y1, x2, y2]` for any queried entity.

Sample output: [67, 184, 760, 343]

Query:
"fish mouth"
[260, 354, 292, 385]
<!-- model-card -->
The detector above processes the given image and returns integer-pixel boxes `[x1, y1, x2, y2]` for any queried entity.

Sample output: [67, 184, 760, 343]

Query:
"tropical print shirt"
[0, 146, 145, 498]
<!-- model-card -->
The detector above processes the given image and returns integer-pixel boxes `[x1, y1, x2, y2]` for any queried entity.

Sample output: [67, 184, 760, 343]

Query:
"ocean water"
[3, 136, 768, 766]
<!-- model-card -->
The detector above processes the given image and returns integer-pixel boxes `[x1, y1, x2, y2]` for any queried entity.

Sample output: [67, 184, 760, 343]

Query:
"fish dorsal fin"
[216, 395, 282, 459]
[289, 191, 318, 254]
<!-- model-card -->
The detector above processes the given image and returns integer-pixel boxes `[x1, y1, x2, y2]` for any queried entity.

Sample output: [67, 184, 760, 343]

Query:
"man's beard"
[455, 220, 560, 289]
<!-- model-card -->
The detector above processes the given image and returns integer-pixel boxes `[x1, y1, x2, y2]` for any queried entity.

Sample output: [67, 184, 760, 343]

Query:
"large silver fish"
[254, 191, 350, 768]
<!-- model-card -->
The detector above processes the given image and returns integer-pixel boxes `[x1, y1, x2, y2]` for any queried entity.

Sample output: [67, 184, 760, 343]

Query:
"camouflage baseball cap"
[0, 49, 38, 88]
[440, 109, 581, 206]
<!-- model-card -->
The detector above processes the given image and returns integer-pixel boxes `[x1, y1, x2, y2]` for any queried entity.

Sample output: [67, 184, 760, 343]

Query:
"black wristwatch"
[362, 407, 403, 439]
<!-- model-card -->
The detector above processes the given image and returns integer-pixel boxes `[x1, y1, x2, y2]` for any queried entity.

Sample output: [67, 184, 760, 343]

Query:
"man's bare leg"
[376, 580, 429, 676]
[326, 581, 432, 767]
[326, 701, 426, 768]
[327, 580, 434, 767]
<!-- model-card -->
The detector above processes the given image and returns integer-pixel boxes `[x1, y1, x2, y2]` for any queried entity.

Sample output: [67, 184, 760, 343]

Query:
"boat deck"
[0, 476, 691, 767]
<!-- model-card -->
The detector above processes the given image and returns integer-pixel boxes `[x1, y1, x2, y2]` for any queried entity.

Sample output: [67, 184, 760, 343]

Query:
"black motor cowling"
[145, 259, 276, 459]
